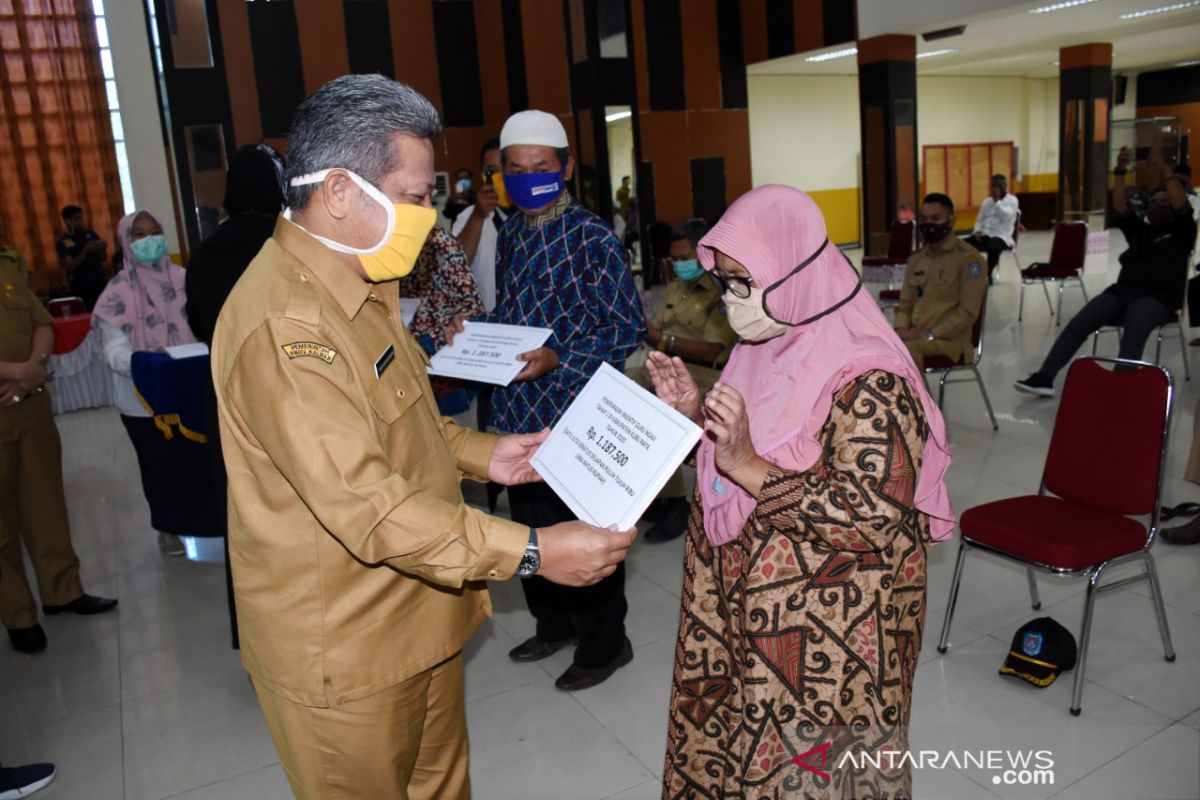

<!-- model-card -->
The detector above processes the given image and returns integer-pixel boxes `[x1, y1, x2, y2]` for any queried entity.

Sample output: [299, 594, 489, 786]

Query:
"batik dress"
[663, 370, 932, 800]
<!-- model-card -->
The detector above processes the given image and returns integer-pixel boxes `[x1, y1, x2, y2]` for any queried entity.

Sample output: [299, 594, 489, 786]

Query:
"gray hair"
[670, 218, 710, 249]
[285, 75, 443, 210]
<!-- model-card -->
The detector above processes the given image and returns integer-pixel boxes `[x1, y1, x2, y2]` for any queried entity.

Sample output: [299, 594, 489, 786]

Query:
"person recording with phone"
[452, 139, 511, 312]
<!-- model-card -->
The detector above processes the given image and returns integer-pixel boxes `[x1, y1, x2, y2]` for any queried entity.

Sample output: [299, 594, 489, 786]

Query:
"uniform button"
[369, 292, 378, 302]
[396, 389, 405, 398]
[299, 274, 308, 282]
[488, 569, 500, 579]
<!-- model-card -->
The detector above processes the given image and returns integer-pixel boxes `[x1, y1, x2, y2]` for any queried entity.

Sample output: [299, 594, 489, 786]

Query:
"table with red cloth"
[48, 313, 112, 414]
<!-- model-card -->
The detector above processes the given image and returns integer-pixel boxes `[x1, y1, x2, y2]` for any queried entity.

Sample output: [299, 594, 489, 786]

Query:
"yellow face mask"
[287, 168, 436, 281]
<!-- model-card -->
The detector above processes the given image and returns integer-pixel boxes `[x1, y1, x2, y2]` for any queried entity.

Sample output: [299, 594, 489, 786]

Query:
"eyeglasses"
[708, 270, 753, 299]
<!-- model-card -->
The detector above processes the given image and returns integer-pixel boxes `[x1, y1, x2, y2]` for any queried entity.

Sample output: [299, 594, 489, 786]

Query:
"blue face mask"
[503, 170, 565, 210]
[673, 258, 703, 281]
[130, 234, 167, 265]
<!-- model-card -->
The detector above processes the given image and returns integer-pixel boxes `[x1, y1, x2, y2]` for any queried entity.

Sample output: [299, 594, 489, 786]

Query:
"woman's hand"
[645, 351, 701, 423]
[704, 382, 769, 497]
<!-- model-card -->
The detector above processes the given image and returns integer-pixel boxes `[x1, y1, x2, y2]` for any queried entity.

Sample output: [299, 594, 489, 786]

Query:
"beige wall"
[105, 0, 182, 253]
[748, 75, 861, 192]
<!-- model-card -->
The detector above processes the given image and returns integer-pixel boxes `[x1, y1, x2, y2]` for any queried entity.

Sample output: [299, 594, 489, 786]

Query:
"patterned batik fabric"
[398, 227, 485, 351]
[663, 370, 933, 800]
[482, 193, 645, 433]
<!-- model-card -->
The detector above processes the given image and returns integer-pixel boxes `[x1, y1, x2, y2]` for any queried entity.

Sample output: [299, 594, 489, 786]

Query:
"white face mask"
[723, 287, 788, 342]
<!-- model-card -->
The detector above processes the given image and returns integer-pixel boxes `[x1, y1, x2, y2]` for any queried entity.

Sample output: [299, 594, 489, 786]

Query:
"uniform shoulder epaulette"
[283, 278, 322, 326]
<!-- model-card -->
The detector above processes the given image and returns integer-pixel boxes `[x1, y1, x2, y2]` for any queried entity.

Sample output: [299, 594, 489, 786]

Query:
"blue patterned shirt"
[480, 193, 645, 432]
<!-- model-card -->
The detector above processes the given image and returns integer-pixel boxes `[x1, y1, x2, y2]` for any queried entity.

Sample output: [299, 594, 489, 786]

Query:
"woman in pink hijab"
[94, 210, 204, 557]
[647, 186, 955, 799]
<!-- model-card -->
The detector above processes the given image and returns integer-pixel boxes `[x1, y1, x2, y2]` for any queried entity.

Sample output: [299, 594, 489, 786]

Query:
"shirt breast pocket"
[368, 371, 432, 468]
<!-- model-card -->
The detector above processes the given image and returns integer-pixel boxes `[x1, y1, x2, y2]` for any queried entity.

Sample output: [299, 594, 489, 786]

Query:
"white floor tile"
[161, 763, 293, 800]
[1053, 724, 1200, 800]
[467, 680, 653, 800]
[10, 705, 125, 800]
[604, 779, 664, 800]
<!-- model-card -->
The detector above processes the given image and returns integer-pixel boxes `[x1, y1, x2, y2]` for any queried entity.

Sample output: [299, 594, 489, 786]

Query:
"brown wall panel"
[389, 0, 441, 113]
[1060, 43, 1112, 70]
[681, 0, 720, 109]
[216, 0, 261, 146]
[629, 0, 651, 112]
[294, 3, 349, 94]
[638, 111, 692, 225]
[474, 0, 511, 125]
[437, 127, 493, 175]
[521, 0, 572, 114]
[857, 34, 915, 65]
[793, 0, 824, 54]
[741, 0, 768, 65]
[688, 109, 751, 200]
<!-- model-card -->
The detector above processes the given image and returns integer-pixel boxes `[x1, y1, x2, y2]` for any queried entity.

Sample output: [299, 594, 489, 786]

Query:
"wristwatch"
[516, 526, 540, 577]
[922, 330, 935, 341]
[668, 335, 677, 355]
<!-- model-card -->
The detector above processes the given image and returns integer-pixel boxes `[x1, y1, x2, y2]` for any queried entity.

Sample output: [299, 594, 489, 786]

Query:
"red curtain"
[0, 0, 124, 294]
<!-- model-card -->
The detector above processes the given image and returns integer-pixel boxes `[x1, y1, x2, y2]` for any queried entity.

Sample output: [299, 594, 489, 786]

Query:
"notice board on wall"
[923, 142, 1015, 210]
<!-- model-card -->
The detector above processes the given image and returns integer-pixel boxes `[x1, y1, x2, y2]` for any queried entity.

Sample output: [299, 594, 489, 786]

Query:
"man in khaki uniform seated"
[0, 244, 117, 655]
[211, 76, 636, 800]
[628, 218, 735, 542]
[893, 193, 987, 369]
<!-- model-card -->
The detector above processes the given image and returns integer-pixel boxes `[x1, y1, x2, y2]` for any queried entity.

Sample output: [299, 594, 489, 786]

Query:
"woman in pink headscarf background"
[646, 185, 954, 799]
[94, 210, 204, 558]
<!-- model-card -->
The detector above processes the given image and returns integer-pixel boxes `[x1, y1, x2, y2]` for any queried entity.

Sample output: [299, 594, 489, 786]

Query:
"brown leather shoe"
[555, 637, 633, 691]
[508, 635, 574, 662]
[1161, 515, 1200, 545]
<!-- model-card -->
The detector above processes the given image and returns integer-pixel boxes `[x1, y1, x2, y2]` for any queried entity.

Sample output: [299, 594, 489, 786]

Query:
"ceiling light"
[917, 48, 959, 59]
[1175, 59, 1200, 66]
[1030, 0, 1100, 12]
[604, 111, 631, 123]
[805, 46, 858, 63]
[1119, 0, 1200, 19]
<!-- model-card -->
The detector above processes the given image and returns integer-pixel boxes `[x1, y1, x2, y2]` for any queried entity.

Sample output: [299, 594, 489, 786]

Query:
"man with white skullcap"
[449, 109, 645, 691]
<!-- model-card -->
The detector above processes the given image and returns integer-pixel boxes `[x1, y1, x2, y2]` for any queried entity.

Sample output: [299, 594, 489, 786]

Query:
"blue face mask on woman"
[673, 258, 703, 281]
[503, 170, 565, 210]
[130, 234, 167, 265]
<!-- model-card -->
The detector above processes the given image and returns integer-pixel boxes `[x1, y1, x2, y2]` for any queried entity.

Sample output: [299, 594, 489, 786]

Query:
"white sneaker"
[158, 533, 185, 557]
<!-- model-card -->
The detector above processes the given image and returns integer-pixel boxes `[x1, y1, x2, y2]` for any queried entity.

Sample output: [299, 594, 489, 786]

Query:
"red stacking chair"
[995, 211, 1022, 282]
[1092, 305, 1190, 382]
[922, 286, 997, 430]
[1018, 221, 1088, 324]
[936, 357, 1176, 715]
[48, 296, 87, 317]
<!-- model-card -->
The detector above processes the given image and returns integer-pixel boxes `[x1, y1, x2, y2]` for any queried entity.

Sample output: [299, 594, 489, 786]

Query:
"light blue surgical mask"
[672, 258, 703, 281]
[130, 234, 167, 265]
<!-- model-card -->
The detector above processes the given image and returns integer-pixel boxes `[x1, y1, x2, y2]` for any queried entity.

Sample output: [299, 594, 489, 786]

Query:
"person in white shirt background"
[965, 173, 1020, 283]
[452, 137, 512, 313]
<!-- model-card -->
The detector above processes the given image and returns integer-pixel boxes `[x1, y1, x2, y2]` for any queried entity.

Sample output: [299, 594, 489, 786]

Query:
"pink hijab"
[93, 211, 195, 351]
[696, 185, 955, 546]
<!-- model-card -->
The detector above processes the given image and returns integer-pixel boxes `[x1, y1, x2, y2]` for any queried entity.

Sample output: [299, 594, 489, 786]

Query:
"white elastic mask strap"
[284, 168, 395, 255]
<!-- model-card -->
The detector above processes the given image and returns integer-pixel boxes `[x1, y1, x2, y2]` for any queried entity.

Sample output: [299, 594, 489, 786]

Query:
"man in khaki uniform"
[0, 244, 117, 655]
[627, 219, 735, 542]
[894, 193, 988, 368]
[211, 76, 635, 800]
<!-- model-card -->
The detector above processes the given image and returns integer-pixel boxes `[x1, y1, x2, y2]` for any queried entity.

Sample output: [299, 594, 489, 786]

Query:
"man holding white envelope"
[450, 110, 645, 691]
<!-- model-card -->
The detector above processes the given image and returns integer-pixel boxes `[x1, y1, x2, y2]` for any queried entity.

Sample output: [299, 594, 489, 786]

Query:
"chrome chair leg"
[937, 370, 949, 407]
[972, 365, 998, 431]
[1071, 567, 1103, 716]
[1018, 282, 1026, 322]
[937, 543, 970, 653]
[1143, 551, 1177, 662]
[1026, 568, 1041, 610]
[1079, 280, 1089, 303]
[1041, 281, 1053, 317]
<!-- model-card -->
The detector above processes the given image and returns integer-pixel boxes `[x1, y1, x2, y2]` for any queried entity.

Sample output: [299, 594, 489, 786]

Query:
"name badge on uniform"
[375, 344, 395, 379]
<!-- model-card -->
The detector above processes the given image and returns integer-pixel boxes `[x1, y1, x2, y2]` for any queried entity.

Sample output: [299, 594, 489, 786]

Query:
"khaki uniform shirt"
[0, 246, 51, 364]
[893, 236, 987, 363]
[654, 278, 736, 367]
[211, 219, 529, 708]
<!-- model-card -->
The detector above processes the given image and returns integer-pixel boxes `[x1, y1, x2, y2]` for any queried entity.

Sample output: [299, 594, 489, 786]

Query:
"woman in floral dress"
[646, 186, 956, 799]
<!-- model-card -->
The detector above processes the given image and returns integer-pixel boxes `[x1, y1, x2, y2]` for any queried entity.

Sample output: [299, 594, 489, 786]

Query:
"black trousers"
[966, 234, 1008, 272]
[507, 482, 627, 669]
[1040, 291, 1172, 380]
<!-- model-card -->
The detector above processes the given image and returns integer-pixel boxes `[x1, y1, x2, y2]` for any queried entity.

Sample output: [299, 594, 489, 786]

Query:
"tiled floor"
[3, 229, 1199, 799]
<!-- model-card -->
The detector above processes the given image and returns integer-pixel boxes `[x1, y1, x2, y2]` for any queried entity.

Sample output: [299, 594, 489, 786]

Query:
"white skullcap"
[500, 110, 569, 150]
